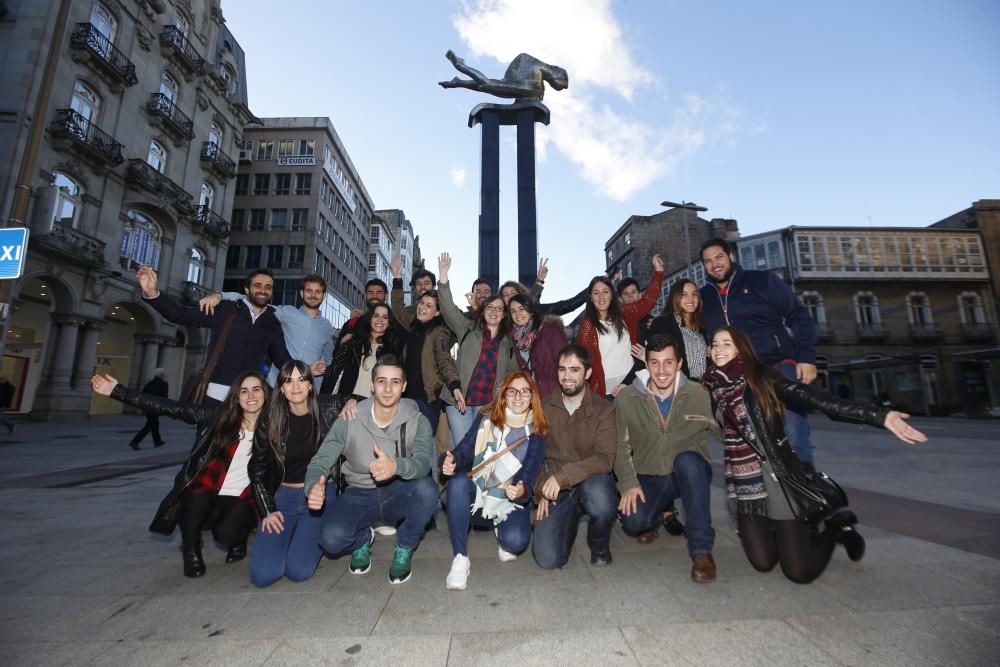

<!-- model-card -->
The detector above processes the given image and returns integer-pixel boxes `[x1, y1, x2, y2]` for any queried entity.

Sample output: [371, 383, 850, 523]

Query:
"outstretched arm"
[92, 374, 210, 425]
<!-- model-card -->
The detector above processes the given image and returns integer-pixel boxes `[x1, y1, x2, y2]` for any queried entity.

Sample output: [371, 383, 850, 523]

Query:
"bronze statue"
[439, 50, 568, 103]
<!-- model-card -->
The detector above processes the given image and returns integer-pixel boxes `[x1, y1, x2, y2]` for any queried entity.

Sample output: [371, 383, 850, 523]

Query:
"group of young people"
[90, 236, 927, 590]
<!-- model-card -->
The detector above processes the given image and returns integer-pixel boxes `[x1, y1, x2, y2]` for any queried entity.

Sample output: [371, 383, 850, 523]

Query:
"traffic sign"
[0, 227, 29, 280]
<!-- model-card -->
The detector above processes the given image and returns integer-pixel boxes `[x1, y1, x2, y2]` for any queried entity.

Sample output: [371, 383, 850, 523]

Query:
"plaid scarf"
[703, 359, 770, 518]
[512, 320, 539, 357]
[469, 409, 532, 522]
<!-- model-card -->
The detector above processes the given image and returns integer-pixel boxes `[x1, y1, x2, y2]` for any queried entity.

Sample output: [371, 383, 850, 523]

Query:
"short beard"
[561, 382, 585, 398]
[711, 264, 734, 285]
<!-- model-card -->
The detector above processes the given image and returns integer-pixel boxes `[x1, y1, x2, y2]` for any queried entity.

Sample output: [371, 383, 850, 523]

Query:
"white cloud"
[450, 166, 467, 187]
[451, 0, 746, 201]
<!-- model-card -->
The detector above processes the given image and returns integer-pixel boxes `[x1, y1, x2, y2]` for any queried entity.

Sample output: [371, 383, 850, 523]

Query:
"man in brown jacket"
[532, 343, 619, 569]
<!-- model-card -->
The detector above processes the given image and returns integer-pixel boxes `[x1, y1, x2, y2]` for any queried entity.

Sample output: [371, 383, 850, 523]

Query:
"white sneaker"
[373, 524, 397, 536]
[446, 554, 470, 590]
[498, 545, 517, 562]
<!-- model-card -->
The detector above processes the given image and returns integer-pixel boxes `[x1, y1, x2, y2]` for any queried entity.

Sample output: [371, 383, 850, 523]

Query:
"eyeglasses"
[484, 305, 505, 313]
[505, 387, 532, 398]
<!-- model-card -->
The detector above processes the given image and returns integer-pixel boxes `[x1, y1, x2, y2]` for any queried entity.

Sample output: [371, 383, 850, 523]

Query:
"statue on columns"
[439, 50, 568, 103]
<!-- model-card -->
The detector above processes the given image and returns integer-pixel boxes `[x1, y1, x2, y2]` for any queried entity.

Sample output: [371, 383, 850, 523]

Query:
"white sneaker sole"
[445, 578, 467, 591]
[373, 525, 397, 536]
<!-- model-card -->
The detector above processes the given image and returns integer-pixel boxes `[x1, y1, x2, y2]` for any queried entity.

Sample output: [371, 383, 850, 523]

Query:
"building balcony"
[908, 323, 944, 341]
[191, 205, 230, 238]
[146, 93, 194, 144]
[856, 322, 889, 340]
[158, 25, 205, 79]
[815, 321, 834, 341]
[960, 322, 997, 342]
[69, 23, 138, 91]
[32, 224, 106, 268]
[200, 141, 237, 180]
[123, 159, 194, 214]
[48, 109, 124, 169]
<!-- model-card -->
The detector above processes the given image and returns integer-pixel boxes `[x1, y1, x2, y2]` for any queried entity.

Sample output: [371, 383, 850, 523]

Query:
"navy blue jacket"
[446, 414, 546, 504]
[699, 264, 816, 365]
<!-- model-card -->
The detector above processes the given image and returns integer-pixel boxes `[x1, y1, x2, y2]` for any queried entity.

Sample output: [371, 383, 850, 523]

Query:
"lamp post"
[661, 200, 708, 279]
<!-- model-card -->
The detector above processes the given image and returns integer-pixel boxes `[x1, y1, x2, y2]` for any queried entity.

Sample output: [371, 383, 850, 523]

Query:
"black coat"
[248, 395, 346, 516]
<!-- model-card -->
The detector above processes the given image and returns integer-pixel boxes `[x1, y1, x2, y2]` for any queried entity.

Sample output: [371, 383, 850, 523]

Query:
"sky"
[224, 0, 1000, 310]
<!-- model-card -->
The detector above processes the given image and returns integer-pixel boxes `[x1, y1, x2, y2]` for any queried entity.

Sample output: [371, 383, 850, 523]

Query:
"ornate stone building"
[0, 0, 253, 419]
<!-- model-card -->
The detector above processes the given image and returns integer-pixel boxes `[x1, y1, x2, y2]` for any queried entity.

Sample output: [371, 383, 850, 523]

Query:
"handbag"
[184, 302, 241, 403]
[775, 460, 849, 525]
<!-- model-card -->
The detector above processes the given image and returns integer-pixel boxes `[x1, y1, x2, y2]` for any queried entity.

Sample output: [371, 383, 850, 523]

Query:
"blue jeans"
[619, 452, 715, 555]
[776, 360, 814, 465]
[446, 404, 482, 448]
[415, 399, 442, 434]
[444, 475, 532, 556]
[319, 477, 439, 555]
[249, 485, 327, 588]
[531, 474, 618, 570]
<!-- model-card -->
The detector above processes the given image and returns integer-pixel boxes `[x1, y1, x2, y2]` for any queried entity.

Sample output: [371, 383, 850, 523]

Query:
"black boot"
[182, 543, 206, 577]
[225, 540, 247, 564]
[837, 526, 866, 562]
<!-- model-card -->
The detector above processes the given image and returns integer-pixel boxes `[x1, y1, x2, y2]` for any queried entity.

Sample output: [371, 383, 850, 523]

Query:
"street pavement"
[0, 413, 998, 666]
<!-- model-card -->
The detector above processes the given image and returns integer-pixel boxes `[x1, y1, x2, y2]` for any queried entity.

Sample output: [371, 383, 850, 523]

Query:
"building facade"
[0, 0, 252, 419]
[224, 117, 374, 330]
[368, 212, 396, 292]
[374, 208, 414, 305]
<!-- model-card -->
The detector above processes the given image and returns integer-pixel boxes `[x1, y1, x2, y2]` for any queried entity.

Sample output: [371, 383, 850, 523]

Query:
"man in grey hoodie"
[305, 354, 437, 584]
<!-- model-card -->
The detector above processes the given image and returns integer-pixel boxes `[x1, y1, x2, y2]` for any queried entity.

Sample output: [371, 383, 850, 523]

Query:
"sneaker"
[349, 528, 375, 575]
[373, 524, 397, 536]
[389, 544, 414, 584]
[446, 554, 471, 590]
[590, 549, 613, 567]
[494, 527, 517, 562]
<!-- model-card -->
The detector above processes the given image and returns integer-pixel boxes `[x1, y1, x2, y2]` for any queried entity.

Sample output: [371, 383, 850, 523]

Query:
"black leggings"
[179, 492, 256, 549]
[737, 514, 838, 584]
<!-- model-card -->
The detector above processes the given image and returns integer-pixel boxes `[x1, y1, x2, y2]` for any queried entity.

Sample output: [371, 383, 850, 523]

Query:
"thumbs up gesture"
[369, 444, 397, 482]
[441, 451, 456, 477]
[306, 475, 327, 510]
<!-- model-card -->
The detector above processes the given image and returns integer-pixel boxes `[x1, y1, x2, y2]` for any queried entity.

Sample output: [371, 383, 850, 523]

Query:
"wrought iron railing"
[159, 25, 206, 75]
[70, 23, 138, 86]
[200, 141, 237, 179]
[192, 205, 230, 237]
[908, 323, 943, 339]
[146, 93, 194, 138]
[856, 321, 888, 338]
[960, 322, 996, 340]
[49, 109, 125, 165]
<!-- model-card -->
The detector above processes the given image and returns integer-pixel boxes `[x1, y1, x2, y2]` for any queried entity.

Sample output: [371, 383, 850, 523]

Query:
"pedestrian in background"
[128, 368, 168, 450]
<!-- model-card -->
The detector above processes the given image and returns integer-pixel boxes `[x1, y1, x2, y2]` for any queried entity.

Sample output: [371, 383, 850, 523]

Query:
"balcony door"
[90, 2, 117, 56]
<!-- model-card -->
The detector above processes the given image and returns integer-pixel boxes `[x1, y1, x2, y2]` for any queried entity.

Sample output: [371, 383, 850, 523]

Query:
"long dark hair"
[472, 294, 510, 339]
[210, 371, 269, 455]
[508, 293, 539, 330]
[582, 275, 625, 338]
[356, 303, 404, 357]
[267, 360, 322, 451]
[666, 279, 702, 331]
[713, 326, 784, 424]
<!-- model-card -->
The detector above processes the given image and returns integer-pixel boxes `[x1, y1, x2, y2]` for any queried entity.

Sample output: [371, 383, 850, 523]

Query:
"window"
[288, 245, 304, 268]
[248, 209, 265, 231]
[317, 213, 327, 237]
[767, 240, 781, 267]
[368, 252, 377, 271]
[266, 245, 283, 268]
[269, 209, 287, 231]
[199, 182, 214, 210]
[90, 2, 117, 54]
[71, 81, 100, 122]
[291, 208, 307, 231]
[800, 291, 826, 324]
[277, 140, 294, 156]
[231, 209, 245, 231]
[208, 121, 222, 147]
[370, 225, 380, 243]
[52, 172, 81, 228]
[958, 292, 986, 324]
[226, 245, 240, 268]
[854, 291, 881, 327]
[255, 140, 274, 160]
[245, 245, 261, 268]
[159, 71, 178, 103]
[172, 10, 189, 38]
[273, 173, 290, 195]
[294, 173, 311, 195]
[624, 231, 631, 246]
[906, 292, 933, 325]
[314, 249, 322, 272]
[235, 173, 248, 195]
[187, 247, 205, 284]
[120, 210, 162, 270]
[626, 260, 633, 278]
[253, 173, 269, 195]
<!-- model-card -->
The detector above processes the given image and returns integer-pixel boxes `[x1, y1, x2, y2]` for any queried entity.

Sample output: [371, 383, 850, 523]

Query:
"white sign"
[276, 156, 316, 166]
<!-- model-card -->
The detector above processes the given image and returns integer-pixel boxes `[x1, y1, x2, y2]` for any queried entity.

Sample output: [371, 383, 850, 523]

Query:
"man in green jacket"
[614, 335, 721, 583]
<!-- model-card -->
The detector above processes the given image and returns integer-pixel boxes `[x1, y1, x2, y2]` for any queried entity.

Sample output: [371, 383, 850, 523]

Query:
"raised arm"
[137, 267, 214, 328]
[92, 374, 211, 425]
[435, 252, 474, 339]
[623, 254, 665, 321]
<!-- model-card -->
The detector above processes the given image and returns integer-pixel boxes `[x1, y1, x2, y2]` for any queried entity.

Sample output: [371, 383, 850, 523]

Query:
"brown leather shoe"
[637, 529, 658, 544]
[690, 554, 717, 583]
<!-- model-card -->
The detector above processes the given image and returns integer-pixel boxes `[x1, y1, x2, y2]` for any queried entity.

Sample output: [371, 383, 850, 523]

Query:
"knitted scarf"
[703, 358, 770, 518]
[469, 408, 532, 522]
[511, 320, 539, 357]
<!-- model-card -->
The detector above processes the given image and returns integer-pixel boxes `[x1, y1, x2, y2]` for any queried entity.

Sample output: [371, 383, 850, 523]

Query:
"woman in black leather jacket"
[248, 360, 345, 587]
[702, 326, 926, 583]
[91, 371, 270, 578]
[320, 303, 403, 407]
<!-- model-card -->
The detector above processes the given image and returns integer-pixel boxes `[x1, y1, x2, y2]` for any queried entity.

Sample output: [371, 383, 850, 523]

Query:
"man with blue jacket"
[699, 238, 818, 464]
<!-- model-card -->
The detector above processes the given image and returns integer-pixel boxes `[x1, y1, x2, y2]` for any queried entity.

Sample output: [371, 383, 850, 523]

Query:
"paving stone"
[268, 635, 450, 666]
[448, 628, 638, 665]
[87, 639, 282, 666]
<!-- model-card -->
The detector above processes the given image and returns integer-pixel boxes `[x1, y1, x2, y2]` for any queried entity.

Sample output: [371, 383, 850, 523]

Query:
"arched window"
[853, 291, 880, 326]
[199, 182, 214, 210]
[187, 247, 205, 284]
[958, 292, 987, 324]
[159, 71, 178, 103]
[906, 291, 933, 325]
[799, 291, 826, 324]
[90, 2, 117, 53]
[71, 81, 100, 122]
[53, 172, 82, 227]
[208, 121, 222, 147]
[146, 140, 167, 173]
[221, 65, 238, 95]
[172, 11, 189, 39]
[120, 210, 162, 270]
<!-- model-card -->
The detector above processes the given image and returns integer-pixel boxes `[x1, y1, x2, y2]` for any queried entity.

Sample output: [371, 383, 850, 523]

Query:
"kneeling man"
[614, 335, 721, 582]
[306, 355, 437, 584]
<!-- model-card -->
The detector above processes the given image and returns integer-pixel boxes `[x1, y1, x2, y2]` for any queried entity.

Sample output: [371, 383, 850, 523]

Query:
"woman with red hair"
[440, 370, 548, 590]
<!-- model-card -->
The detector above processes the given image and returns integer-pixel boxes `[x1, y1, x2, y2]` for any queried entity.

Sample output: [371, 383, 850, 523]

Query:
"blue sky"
[225, 0, 999, 307]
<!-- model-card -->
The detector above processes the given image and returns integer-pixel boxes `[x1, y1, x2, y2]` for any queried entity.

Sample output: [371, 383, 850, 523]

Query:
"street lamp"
[661, 200, 708, 279]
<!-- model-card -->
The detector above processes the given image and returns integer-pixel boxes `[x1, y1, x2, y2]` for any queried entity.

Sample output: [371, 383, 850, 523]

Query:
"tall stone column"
[31, 315, 84, 420]
[71, 321, 104, 389]
[46, 316, 81, 389]
[140, 336, 161, 385]
[128, 336, 148, 389]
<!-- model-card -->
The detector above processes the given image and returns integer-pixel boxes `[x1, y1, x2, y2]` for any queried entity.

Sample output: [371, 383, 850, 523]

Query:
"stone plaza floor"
[0, 413, 998, 665]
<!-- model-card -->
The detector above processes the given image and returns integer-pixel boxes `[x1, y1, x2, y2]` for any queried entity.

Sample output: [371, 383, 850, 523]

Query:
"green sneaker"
[388, 544, 414, 584]
[349, 528, 375, 575]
